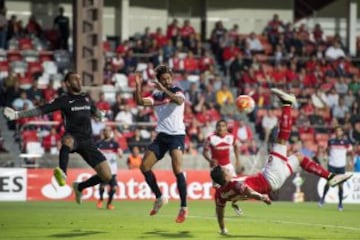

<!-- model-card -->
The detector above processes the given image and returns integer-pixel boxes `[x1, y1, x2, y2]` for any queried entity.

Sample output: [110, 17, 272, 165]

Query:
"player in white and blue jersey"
[96, 126, 122, 210]
[135, 65, 188, 223]
[319, 126, 353, 211]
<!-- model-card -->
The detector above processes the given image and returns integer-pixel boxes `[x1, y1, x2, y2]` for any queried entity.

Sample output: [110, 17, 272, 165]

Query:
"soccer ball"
[236, 95, 255, 113]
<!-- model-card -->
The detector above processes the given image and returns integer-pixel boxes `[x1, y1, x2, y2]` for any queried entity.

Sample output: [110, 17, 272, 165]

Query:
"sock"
[322, 184, 330, 200]
[338, 185, 343, 206]
[59, 145, 70, 174]
[78, 175, 102, 192]
[99, 186, 104, 201]
[176, 172, 187, 207]
[143, 170, 162, 199]
[108, 188, 115, 205]
[300, 157, 330, 179]
[278, 105, 292, 142]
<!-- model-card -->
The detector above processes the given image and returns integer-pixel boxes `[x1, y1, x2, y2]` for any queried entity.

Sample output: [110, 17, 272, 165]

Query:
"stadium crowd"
[1, 10, 360, 170]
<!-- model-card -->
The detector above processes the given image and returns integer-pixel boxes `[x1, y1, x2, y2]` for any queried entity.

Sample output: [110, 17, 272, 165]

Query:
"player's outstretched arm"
[3, 98, 62, 121]
[216, 205, 228, 235]
[3, 106, 43, 121]
[245, 186, 272, 205]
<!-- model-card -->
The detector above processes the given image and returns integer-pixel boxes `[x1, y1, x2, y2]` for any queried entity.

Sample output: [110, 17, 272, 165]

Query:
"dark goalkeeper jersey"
[38, 92, 97, 140]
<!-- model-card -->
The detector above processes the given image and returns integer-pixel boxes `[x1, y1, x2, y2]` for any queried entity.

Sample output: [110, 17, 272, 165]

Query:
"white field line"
[160, 214, 360, 232]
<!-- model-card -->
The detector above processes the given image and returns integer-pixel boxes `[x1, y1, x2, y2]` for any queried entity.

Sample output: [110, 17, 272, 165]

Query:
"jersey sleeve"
[174, 87, 185, 99]
[233, 181, 249, 195]
[214, 188, 227, 208]
[38, 96, 64, 114]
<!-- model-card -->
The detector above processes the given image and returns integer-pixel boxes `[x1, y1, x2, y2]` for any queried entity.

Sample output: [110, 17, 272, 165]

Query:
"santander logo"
[41, 177, 72, 199]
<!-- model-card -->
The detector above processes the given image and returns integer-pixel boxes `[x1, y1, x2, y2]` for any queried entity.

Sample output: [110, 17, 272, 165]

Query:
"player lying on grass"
[210, 88, 353, 235]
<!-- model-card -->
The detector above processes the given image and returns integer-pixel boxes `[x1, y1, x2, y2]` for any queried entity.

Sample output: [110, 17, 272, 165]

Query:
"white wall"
[206, 0, 293, 36]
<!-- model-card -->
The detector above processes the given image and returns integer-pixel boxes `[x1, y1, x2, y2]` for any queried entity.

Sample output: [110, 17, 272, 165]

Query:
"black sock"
[322, 184, 330, 200]
[59, 145, 70, 174]
[142, 170, 162, 199]
[108, 188, 115, 205]
[78, 175, 102, 192]
[176, 172, 187, 207]
[338, 185, 343, 205]
[99, 186, 104, 200]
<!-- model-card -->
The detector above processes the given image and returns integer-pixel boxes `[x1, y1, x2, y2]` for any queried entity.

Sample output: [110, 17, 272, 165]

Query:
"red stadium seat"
[7, 51, 22, 62]
[39, 51, 54, 62]
[18, 38, 33, 50]
[27, 61, 43, 75]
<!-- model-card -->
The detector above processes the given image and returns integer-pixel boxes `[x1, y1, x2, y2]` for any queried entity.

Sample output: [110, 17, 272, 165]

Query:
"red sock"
[278, 105, 292, 142]
[300, 157, 330, 179]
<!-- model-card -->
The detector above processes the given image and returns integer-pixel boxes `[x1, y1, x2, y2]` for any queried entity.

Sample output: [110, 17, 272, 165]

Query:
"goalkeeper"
[3, 71, 112, 204]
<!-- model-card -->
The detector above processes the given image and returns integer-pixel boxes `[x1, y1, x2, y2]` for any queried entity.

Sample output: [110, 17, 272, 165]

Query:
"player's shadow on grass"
[142, 230, 193, 238]
[49, 230, 107, 238]
[222, 235, 305, 240]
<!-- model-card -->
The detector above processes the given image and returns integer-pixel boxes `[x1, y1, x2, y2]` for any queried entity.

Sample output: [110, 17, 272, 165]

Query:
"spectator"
[0, 8, 7, 49]
[166, 19, 180, 46]
[334, 77, 348, 95]
[183, 51, 199, 74]
[311, 88, 328, 109]
[127, 128, 148, 153]
[312, 23, 324, 44]
[235, 119, 253, 154]
[180, 19, 196, 49]
[127, 146, 142, 169]
[43, 80, 57, 102]
[264, 14, 284, 50]
[53, 7, 70, 50]
[91, 118, 105, 141]
[216, 83, 234, 106]
[42, 126, 61, 154]
[246, 32, 264, 54]
[114, 104, 134, 131]
[325, 41, 345, 61]
[308, 108, 327, 133]
[26, 15, 43, 39]
[7, 14, 21, 41]
[261, 109, 278, 142]
[96, 92, 111, 114]
[12, 91, 34, 110]
[332, 97, 349, 124]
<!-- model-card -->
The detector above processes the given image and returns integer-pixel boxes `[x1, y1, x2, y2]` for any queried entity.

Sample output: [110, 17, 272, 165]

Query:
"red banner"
[27, 169, 215, 201]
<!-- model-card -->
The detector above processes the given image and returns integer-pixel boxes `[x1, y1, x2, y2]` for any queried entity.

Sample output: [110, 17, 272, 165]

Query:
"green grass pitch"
[0, 200, 359, 240]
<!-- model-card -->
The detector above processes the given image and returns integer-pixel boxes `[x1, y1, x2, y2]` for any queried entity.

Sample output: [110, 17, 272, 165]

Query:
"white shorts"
[262, 144, 300, 191]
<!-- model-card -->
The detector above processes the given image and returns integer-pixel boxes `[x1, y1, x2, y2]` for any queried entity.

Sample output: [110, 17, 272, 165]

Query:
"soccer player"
[203, 119, 243, 215]
[210, 88, 353, 235]
[3, 72, 112, 204]
[319, 126, 353, 211]
[96, 126, 122, 210]
[134, 65, 188, 223]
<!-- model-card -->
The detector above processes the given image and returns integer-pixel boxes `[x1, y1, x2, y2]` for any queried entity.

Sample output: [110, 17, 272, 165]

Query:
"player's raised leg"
[54, 134, 74, 186]
[141, 150, 168, 215]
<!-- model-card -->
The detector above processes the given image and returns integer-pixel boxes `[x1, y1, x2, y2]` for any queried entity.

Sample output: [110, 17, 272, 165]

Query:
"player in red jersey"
[211, 88, 353, 235]
[203, 119, 243, 215]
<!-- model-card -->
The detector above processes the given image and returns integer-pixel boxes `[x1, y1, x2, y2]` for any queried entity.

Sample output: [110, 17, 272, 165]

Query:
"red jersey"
[203, 133, 237, 165]
[215, 173, 271, 207]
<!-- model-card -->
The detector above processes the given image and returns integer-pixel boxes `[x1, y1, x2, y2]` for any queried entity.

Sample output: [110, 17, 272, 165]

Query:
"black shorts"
[100, 175, 117, 187]
[72, 138, 106, 168]
[328, 165, 346, 174]
[148, 132, 185, 160]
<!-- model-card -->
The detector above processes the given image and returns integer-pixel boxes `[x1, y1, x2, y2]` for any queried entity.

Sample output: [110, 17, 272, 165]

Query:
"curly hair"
[155, 64, 172, 80]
